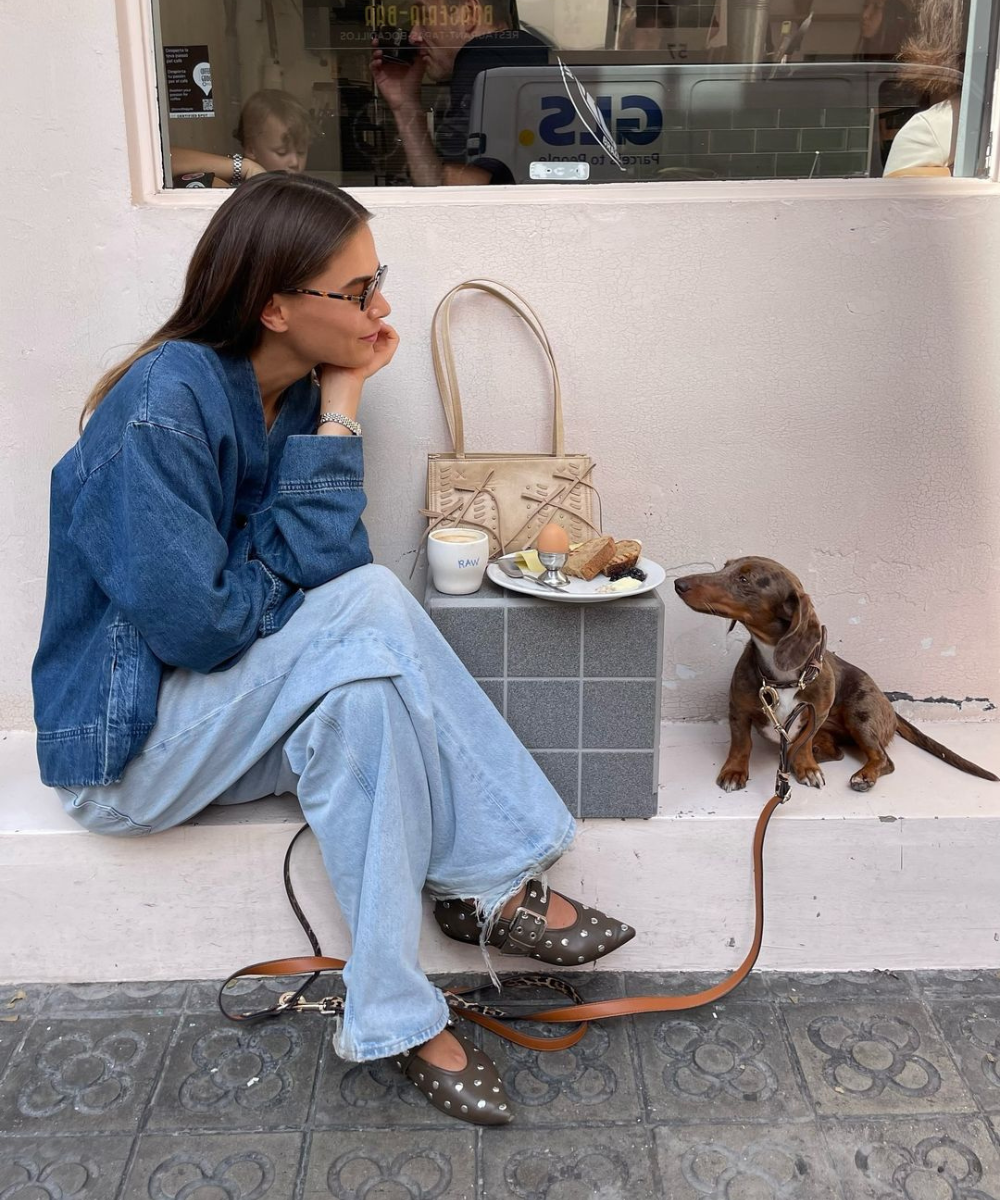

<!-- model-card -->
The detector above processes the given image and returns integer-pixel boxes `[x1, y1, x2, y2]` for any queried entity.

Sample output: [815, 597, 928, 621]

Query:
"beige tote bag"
[422, 279, 601, 561]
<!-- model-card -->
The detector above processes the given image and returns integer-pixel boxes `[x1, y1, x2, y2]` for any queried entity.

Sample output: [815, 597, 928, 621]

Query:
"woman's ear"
[774, 590, 821, 672]
[259, 295, 291, 334]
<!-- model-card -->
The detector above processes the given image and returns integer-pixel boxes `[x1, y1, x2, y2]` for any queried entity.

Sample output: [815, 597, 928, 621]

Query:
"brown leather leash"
[219, 703, 815, 1052]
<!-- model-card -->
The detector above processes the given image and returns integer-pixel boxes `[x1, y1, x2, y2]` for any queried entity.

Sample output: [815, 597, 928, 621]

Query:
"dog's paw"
[795, 765, 825, 789]
[717, 768, 749, 792]
[850, 772, 876, 792]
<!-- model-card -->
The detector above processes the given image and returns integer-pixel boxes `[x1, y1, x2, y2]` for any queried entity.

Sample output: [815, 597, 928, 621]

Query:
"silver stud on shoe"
[598, 944, 606, 951]
[577, 956, 585, 962]
[561, 938, 570, 946]
[461, 1104, 468, 1113]
[580, 930, 588, 938]
[432, 1081, 439, 1089]
[455, 1083, 463, 1092]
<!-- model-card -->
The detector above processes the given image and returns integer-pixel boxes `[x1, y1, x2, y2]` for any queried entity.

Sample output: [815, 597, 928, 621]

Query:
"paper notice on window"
[165, 45, 214, 118]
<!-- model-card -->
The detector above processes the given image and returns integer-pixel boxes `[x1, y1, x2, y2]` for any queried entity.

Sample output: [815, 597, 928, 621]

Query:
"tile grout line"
[502, 605, 508, 723]
[113, 999, 192, 1200]
[917, 986, 989, 1124]
[296, 994, 335, 1200]
[577, 609, 584, 819]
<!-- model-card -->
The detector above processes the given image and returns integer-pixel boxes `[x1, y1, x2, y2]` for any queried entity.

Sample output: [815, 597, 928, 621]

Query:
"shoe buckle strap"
[501, 905, 547, 954]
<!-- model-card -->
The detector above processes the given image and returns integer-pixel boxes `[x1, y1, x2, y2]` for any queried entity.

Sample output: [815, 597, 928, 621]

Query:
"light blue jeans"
[56, 565, 577, 1062]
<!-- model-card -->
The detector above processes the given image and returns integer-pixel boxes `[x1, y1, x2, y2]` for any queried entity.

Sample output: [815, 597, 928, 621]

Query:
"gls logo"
[539, 95, 663, 147]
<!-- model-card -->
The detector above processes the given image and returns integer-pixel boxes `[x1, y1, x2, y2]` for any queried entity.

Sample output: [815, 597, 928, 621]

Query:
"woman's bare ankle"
[416, 1026, 467, 1071]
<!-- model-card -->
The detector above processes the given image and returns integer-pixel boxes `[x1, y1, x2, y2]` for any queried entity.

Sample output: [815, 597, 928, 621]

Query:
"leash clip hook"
[758, 684, 788, 740]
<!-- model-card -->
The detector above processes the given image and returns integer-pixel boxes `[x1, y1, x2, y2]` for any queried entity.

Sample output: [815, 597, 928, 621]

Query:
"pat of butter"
[596, 577, 641, 594]
[514, 549, 543, 575]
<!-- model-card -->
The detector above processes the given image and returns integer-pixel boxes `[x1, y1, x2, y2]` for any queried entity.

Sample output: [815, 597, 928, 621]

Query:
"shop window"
[152, 0, 994, 188]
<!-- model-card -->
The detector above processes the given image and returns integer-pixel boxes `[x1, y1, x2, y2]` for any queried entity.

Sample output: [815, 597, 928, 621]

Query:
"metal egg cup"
[537, 549, 570, 588]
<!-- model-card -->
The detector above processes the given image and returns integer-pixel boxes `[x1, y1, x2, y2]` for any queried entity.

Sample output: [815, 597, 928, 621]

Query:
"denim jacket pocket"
[101, 619, 141, 781]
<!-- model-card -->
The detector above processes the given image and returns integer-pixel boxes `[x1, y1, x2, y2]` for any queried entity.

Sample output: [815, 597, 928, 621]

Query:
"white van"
[465, 61, 963, 182]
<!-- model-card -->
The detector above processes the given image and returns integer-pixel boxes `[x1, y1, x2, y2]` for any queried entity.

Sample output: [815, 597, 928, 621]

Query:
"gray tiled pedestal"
[424, 578, 664, 818]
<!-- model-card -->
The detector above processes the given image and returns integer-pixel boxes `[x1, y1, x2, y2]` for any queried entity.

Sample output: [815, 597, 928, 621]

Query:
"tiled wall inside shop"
[657, 106, 873, 180]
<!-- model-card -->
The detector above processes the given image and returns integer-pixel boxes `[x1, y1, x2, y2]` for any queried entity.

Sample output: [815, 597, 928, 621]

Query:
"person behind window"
[32, 172, 636, 1125]
[856, 0, 914, 59]
[371, 1, 548, 185]
[170, 89, 313, 188]
[883, 0, 963, 176]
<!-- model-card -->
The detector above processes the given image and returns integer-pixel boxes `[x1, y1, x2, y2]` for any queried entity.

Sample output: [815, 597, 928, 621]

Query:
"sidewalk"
[1, 969, 999, 1198]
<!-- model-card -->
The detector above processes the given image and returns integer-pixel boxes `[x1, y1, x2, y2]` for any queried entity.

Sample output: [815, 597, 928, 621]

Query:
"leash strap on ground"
[219, 708, 813, 1050]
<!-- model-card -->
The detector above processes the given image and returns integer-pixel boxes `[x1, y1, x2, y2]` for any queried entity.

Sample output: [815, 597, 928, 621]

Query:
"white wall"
[1, 0, 998, 733]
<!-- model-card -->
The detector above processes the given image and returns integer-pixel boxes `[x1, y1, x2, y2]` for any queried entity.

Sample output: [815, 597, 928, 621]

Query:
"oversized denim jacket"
[32, 341, 373, 788]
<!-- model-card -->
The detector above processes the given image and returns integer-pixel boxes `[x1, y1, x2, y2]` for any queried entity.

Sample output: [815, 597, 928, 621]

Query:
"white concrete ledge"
[1, 722, 998, 982]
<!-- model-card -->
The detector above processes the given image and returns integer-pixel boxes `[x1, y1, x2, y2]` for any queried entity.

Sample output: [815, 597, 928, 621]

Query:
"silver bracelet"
[318, 412, 362, 436]
[229, 153, 243, 186]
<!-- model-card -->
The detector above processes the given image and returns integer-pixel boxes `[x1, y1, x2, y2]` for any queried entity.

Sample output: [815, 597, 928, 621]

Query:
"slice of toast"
[606, 539, 642, 574]
[563, 535, 616, 581]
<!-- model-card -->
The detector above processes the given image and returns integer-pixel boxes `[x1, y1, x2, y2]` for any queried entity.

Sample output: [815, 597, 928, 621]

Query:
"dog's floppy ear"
[773, 589, 821, 672]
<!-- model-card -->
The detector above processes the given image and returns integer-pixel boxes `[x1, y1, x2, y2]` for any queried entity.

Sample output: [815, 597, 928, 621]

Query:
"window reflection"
[155, 0, 983, 185]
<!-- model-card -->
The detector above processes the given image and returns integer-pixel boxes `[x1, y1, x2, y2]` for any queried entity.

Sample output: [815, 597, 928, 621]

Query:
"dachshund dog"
[674, 557, 999, 793]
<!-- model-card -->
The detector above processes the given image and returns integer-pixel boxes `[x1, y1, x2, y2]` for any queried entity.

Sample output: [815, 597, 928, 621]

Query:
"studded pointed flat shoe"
[433, 880, 636, 966]
[395, 1021, 513, 1126]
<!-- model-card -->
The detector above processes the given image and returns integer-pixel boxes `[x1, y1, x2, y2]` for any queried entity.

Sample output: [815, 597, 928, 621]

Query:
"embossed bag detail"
[421, 280, 601, 563]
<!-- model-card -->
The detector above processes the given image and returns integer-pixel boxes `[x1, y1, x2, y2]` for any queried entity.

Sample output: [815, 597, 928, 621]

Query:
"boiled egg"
[536, 522, 570, 555]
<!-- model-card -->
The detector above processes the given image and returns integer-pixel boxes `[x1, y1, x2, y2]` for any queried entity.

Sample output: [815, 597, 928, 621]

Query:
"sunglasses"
[283, 264, 388, 313]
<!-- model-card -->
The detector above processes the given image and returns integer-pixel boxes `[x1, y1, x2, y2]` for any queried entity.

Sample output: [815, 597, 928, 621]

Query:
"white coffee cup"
[427, 527, 490, 595]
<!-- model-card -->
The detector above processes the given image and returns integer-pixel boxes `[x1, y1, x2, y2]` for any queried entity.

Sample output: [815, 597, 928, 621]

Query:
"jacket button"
[235, 514, 248, 530]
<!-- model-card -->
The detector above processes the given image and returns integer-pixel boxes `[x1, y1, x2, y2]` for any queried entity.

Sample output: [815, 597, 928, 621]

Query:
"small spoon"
[496, 557, 564, 591]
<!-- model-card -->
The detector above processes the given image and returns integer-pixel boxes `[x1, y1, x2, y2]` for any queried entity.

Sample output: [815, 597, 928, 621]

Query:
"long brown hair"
[80, 173, 370, 430]
[899, 0, 965, 103]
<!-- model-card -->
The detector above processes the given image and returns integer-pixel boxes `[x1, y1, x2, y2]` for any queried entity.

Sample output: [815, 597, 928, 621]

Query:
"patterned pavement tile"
[490, 1016, 642, 1126]
[122, 1132, 303, 1199]
[764, 969, 913, 1003]
[0, 1016, 174, 1135]
[926, 998, 1000, 1113]
[0, 1135, 132, 1200]
[912, 969, 1000, 997]
[624, 970, 771, 1002]
[144, 1011, 325, 1132]
[304, 1130, 476, 1199]
[314, 1047, 472, 1130]
[821, 1115, 1000, 1200]
[653, 1122, 842, 1199]
[43, 981, 189, 1016]
[0, 1019, 26, 1083]
[635, 999, 812, 1124]
[480, 1127, 658, 1200]
[0, 984, 48, 1015]
[782, 1000, 977, 1117]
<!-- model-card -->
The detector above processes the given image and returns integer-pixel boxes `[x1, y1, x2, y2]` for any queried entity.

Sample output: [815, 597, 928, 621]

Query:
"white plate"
[486, 556, 665, 603]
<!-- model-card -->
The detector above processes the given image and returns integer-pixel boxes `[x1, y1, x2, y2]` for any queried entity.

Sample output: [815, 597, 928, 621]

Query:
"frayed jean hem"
[427, 813, 577, 988]
[332, 992, 452, 1063]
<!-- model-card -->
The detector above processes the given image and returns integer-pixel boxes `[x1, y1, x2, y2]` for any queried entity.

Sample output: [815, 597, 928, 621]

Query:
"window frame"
[116, 0, 1000, 207]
